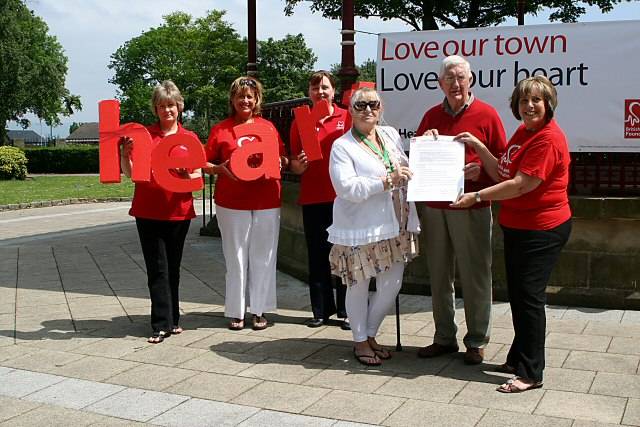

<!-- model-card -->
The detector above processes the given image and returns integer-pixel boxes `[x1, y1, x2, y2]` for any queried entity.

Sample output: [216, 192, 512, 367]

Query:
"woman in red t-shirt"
[203, 77, 287, 331]
[452, 76, 572, 392]
[121, 80, 201, 344]
[289, 71, 351, 329]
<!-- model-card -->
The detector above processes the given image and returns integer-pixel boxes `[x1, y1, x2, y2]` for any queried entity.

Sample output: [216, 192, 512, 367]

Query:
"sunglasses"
[352, 100, 381, 112]
[239, 78, 257, 87]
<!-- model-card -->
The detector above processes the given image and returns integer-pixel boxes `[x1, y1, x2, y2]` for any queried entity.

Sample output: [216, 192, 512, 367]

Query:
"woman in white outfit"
[328, 87, 420, 366]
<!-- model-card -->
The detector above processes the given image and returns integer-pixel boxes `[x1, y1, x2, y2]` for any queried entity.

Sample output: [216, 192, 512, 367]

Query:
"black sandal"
[148, 331, 169, 344]
[353, 347, 382, 366]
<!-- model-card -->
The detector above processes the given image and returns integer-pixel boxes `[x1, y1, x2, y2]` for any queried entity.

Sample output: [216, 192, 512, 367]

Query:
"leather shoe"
[464, 347, 484, 365]
[305, 318, 324, 328]
[417, 343, 459, 358]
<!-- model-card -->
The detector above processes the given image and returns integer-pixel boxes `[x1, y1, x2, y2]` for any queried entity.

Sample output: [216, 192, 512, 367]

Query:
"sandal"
[353, 347, 382, 366]
[171, 326, 183, 335]
[368, 339, 392, 360]
[252, 315, 268, 331]
[228, 318, 244, 331]
[148, 331, 169, 344]
[497, 377, 543, 393]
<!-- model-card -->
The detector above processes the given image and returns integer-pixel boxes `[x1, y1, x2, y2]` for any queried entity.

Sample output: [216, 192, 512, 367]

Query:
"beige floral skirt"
[329, 230, 419, 286]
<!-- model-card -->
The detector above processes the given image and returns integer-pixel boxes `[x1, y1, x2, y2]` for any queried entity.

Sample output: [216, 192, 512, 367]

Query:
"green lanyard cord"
[353, 128, 394, 172]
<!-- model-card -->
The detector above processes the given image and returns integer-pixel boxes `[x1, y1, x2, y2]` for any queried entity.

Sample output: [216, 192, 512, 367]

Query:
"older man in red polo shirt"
[416, 55, 507, 364]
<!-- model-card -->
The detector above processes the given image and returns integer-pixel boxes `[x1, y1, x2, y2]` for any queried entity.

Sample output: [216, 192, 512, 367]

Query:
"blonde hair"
[151, 80, 184, 116]
[228, 76, 264, 117]
[350, 86, 381, 106]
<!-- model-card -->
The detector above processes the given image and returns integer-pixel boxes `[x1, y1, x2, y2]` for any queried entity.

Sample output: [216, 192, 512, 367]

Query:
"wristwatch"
[474, 192, 482, 203]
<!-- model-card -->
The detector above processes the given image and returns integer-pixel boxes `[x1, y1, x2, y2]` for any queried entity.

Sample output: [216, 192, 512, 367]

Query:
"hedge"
[23, 145, 99, 173]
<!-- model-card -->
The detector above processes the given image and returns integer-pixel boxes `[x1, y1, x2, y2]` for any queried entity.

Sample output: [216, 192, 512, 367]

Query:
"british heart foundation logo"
[624, 99, 640, 138]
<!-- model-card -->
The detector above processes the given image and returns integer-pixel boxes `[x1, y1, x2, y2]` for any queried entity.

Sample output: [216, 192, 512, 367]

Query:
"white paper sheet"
[407, 135, 465, 202]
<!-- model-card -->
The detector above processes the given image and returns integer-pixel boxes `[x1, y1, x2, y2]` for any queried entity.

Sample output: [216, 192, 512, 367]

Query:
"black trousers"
[502, 218, 572, 382]
[302, 202, 346, 319]
[136, 218, 191, 333]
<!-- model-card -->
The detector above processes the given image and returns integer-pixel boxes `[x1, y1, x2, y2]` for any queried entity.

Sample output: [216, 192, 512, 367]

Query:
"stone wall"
[278, 181, 640, 310]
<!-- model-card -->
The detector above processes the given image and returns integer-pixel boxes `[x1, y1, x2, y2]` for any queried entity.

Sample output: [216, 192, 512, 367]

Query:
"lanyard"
[353, 128, 394, 172]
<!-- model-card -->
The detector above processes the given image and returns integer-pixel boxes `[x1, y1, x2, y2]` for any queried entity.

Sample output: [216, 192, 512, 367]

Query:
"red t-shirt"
[498, 120, 571, 230]
[289, 104, 351, 205]
[416, 98, 507, 209]
[129, 123, 198, 221]
[205, 117, 284, 210]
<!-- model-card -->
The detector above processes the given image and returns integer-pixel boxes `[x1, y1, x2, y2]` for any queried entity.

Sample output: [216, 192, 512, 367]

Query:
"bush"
[0, 146, 28, 180]
[24, 145, 99, 173]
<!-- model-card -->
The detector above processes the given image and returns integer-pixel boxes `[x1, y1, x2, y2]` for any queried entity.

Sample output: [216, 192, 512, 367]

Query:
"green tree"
[109, 11, 245, 137]
[357, 58, 376, 83]
[257, 34, 317, 103]
[284, 0, 636, 30]
[109, 11, 317, 138]
[0, 0, 81, 144]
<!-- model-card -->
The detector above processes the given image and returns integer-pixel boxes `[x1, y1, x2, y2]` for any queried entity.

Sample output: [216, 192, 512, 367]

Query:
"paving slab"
[25, 377, 124, 409]
[238, 410, 335, 427]
[105, 364, 198, 392]
[237, 357, 328, 384]
[607, 336, 640, 356]
[0, 404, 122, 427]
[475, 409, 572, 427]
[451, 381, 544, 414]
[178, 349, 265, 374]
[374, 373, 467, 403]
[151, 398, 258, 427]
[303, 389, 405, 425]
[563, 350, 639, 374]
[542, 367, 596, 393]
[623, 398, 640, 426]
[232, 380, 329, 413]
[85, 387, 189, 422]
[382, 399, 485, 427]
[545, 332, 611, 352]
[165, 371, 261, 402]
[122, 343, 207, 367]
[534, 390, 627, 424]
[0, 395, 41, 423]
[303, 365, 392, 393]
[0, 369, 64, 398]
[53, 355, 140, 381]
[590, 371, 640, 398]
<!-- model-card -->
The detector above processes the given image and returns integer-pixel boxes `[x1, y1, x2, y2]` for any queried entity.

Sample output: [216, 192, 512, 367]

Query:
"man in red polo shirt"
[416, 55, 507, 364]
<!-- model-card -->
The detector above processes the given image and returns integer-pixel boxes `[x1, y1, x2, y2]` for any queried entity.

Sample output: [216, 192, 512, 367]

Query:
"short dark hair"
[510, 75, 558, 122]
[309, 70, 337, 89]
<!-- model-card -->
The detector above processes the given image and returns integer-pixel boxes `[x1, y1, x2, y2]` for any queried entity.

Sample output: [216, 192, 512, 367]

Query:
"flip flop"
[148, 331, 169, 344]
[228, 318, 244, 331]
[353, 348, 382, 366]
[497, 377, 543, 393]
[171, 326, 183, 334]
[252, 315, 268, 331]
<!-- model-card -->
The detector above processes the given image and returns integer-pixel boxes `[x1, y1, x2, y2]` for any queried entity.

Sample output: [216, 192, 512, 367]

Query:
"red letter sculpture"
[229, 123, 280, 181]
[292, 99, 331, 161]
[341, 81, 376, 107]
[98, 100, 152, 183]
[151, 134, 206, 193]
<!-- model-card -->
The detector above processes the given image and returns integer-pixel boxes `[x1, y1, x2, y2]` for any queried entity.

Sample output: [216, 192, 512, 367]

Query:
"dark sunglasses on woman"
[352, 100, 381, 112]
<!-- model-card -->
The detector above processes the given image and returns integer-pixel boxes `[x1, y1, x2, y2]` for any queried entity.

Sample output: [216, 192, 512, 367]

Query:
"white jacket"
[327, 126, 420, 246]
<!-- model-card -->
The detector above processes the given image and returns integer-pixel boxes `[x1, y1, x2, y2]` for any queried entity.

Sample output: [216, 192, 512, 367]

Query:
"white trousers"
[346, 261, 405, 342]
[216, 205, 280, 319]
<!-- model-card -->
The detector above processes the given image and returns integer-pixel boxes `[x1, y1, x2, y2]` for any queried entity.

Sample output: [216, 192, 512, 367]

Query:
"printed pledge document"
[407, 135, 465, 202]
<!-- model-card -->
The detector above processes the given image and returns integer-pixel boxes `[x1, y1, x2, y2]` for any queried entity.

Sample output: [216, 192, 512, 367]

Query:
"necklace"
[353, 128, 394, 172]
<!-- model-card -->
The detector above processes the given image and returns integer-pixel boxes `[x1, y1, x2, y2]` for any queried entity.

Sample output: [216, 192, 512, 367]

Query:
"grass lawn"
[0, 176, 135, 205]
[0, 175, 214, 205]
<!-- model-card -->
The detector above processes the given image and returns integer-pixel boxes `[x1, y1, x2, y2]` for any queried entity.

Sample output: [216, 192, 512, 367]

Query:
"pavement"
[0, 201, 639, 427]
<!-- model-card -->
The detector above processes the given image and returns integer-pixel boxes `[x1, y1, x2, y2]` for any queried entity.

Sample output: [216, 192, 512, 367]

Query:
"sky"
[12, 0, 640, 138]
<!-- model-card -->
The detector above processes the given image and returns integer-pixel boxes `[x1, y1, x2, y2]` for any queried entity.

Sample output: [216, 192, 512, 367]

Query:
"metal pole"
[338, 0, 359, 97]
[517, 0, 526, 25]
[247, 0, 258, 76]
[395, 295, 402, 351]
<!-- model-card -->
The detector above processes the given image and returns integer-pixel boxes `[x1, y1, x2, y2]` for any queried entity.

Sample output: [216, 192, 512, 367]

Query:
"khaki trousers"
[424, 206, 492, 349]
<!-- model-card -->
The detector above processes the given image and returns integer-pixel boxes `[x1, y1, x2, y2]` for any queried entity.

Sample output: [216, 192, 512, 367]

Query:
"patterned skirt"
[329, 230, 419, 286]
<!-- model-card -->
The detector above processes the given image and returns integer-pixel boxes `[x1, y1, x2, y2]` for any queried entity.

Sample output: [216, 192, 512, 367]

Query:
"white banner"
[377, 20, 640, 152]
